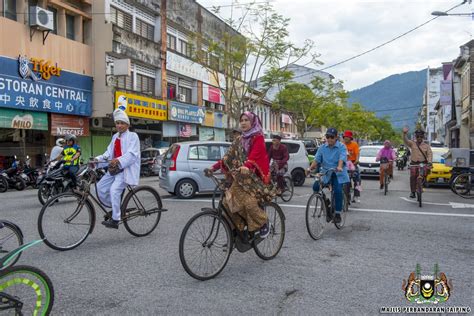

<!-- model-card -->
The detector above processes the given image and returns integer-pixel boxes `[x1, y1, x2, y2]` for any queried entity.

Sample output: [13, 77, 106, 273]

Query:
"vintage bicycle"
[179, 171, 285, 281]
[410, 163, 430, 208]
[305, 169, 349, 240]
[38, 160, 167, 251]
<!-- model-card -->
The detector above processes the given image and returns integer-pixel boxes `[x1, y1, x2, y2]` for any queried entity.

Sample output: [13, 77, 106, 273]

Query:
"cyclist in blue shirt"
[307, 127, 350, 224]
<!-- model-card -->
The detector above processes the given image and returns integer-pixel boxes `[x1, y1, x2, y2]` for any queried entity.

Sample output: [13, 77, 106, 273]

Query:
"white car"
[265, 139, 309, 186]
[358, 145, 383, 176]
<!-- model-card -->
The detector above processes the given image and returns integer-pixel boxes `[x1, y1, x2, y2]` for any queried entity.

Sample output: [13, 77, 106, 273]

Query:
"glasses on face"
[326, 135, 336, 139]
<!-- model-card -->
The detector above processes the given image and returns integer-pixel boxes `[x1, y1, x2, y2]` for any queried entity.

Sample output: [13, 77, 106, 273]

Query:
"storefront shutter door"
[92, 136, 111, 157]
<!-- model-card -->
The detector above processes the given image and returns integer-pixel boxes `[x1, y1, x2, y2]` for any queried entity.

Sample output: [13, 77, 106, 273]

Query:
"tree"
[192, 2, 320, 123]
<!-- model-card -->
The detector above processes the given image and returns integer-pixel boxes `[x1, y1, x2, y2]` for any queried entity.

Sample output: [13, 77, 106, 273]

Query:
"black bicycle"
[0, 220, 23, 268]
[0, 239, 54, 315]
[451, 172, 474, 199]
[179, 172, 285, 281]
[410, 163, 429, 208]
[38, 161, 167, 251]
[380, 157, 392, 196]
[305, 169, 348, 240]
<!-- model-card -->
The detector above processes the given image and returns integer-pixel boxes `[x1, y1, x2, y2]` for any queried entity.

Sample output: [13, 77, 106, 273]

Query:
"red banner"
[51, 114, 90, 136]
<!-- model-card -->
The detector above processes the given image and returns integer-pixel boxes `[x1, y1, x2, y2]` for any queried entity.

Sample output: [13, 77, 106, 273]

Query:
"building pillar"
[160, 0, 167, 101]
[16, 0, 26, 24]
[75, 15, 83, 43]
[57, 8, 66, 37]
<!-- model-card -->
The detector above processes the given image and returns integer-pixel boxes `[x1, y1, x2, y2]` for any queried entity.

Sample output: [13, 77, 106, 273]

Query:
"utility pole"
[160, 0, 167, 101]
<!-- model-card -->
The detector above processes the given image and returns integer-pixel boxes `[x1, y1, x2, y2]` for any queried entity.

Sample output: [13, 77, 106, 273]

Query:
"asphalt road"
[0, 169, 473, 315]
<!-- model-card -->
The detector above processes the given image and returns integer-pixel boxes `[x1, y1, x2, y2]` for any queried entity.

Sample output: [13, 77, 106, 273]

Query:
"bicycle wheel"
[38, 192, 94, 251]
[0, 176, 7, 193]
[452, 173, 473, 198]
[0, 265, 54, 315]
[211, 186, 223, 209]
[253, 202, 285, 260]
[179, 210, 232, 281]
[335, 193, 348, 229]
[417, 177, 423, 208]
[0, 221, 23, 268]
[122, 186, 162, 237]
[280, 176, 294, 202]
[384, 172, 389, 195]
[305, 193, 326, 240]
[37, 183, 59, 206]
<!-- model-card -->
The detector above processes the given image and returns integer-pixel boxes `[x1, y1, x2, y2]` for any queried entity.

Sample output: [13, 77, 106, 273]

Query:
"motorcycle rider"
[50, 138, 65, 161]
[56, 134, 81, 189]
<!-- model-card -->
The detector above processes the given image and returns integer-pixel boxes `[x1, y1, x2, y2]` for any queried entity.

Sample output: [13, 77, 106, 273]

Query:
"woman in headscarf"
[375, 140, 396, 190]
[207, 111, 275, 238]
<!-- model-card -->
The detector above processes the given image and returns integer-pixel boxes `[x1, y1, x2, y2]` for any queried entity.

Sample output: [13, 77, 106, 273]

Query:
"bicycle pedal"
[158, 208, 168, 212]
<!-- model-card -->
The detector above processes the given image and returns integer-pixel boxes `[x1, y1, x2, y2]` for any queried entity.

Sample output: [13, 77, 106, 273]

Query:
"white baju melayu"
[96, 130, 140, 221]
[50, 145, 63, 161]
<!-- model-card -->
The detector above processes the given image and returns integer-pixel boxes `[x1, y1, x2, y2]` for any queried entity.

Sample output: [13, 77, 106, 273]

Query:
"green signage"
[0, 108, 48, 130]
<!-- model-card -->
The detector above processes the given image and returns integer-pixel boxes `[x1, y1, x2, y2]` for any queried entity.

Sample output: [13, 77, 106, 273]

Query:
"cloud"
[198, 0, 473, 90]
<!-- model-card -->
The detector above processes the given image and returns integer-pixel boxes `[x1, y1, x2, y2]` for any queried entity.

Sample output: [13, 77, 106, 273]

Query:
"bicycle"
[0, 221, 23, 269]
[38, 160, 167, 251]
[450, 172, 474, 199]
[179, 172, 285, 281]
[380, 158, 392, 196]
[305, 169, 349, 240]
[0, 239, 54, 315]
[270, 161, 294, 202]
[345, 166, 360, 205]
[410, 163, 430, 208]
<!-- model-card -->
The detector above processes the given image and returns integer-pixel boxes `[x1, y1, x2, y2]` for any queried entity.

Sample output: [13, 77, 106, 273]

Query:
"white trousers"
[97, 172, 127, 221]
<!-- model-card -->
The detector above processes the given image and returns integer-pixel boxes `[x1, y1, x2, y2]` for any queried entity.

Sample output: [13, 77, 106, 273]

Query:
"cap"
[343, 130, 353, 139]
[272, 134, 282, 140]
[325, 127, 338, 137]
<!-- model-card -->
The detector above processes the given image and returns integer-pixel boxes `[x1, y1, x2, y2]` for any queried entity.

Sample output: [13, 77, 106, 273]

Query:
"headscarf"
[384, 140, 391, 148]
[240, 111, 263, 153]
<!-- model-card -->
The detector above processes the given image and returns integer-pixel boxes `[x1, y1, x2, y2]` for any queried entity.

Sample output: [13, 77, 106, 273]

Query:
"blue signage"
[169, 101, 205, 124]
[0, 56, 92, 116]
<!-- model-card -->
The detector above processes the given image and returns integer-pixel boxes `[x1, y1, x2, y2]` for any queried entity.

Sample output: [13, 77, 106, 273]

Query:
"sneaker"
[409, 192, 416, 199]
[259, 223, 270, 239]
[334, 214, 342, 224]
[380, 184, 384, 190]
[326, 212, 333, 223]
[102, 219, 119, 229]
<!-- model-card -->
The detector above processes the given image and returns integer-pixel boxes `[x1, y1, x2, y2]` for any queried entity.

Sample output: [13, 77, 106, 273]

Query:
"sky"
[197, 0, 473, 91]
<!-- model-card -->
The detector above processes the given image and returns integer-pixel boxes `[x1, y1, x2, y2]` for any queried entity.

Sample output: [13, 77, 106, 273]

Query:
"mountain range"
[347, 69, 427, 129]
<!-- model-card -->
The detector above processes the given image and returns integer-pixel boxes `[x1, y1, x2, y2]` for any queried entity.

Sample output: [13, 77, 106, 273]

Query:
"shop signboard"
[199, 127, 214, 141]
[169, 101, 205, 124]
[0, 108, 47, 130]
[115, 91, 167, 121]
[0, 56, 92, 116]
[203, 83, 225, 104]
[51, 113, 90, 136]
[203, 110, 215, 127]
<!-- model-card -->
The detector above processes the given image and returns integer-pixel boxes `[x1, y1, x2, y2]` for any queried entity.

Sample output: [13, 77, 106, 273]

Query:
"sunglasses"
[326, 135, 336, 139]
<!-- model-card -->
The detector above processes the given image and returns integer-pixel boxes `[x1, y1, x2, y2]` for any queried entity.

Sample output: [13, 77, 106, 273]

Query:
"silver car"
[159, 141, 231, 198]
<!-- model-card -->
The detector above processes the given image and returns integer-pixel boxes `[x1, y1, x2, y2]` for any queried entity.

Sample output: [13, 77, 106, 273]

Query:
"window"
[167, 83, 176, 100]
[4, 0, 16, 21]
[136, 19, 154, 40]
[66, 14, 75, 40]
[110, 6, 132, 32]
[179, 39, 190, 57]
[167, 34, 176, 50]
[47, 6, 57, 34]
[200, 49, 208, 65]
[188, 145, 221, 161]
[178, 86, 192, 103]
[210, 55, 219, 71]
[117, 72, 133, 91]
[136, 73, 155, 94]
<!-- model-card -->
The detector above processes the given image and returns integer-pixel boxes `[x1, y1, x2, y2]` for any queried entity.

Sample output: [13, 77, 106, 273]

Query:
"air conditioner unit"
[177, 94, 186, 102]
[92, 118, 103, 128]
[29, 7, 54, 31]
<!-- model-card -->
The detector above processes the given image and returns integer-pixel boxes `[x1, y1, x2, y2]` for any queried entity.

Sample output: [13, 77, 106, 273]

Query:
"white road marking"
[399, 197, 451, 206]
[449, 202, 474, 209]
[163, 199, 474, 218]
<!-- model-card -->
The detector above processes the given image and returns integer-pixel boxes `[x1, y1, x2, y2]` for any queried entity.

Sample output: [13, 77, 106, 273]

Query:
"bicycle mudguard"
[0, 220, 23, 239]
[0, 240, 43, 269]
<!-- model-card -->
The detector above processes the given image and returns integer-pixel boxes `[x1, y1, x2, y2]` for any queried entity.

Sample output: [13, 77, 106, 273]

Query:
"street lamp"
[431, 11, 473, 17]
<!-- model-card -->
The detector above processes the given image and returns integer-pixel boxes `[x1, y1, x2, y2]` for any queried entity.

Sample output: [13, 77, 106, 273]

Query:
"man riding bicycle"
[307, 127, 350, 224]
[96, 109, 141, 229]
[376, 140, 396, 190]
[267, 134, 289, 194]
[56, 134, 81, 189]
[402, 127, 433, 198]
[342, 130, 361, 203]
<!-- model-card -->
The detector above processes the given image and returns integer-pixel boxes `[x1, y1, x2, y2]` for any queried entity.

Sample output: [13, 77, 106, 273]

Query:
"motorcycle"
[396, 152, 408, 170]
[36, 161, 87, 205]
[0, 167, 26, 191]
[19, 156, 39, 189]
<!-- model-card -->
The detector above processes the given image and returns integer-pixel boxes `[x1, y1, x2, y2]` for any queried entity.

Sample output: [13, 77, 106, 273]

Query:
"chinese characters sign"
[51, 114, 90, 136]
[169, 101, 205, 124]
[115, 91, 167, 121]
[0, 108, 48, 130]
[0, 56, 92, 116]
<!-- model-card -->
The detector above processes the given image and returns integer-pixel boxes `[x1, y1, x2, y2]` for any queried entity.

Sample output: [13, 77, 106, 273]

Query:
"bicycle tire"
[0, 221, 23, 268]
[253, 202, 286, 260]
[38, 192, 94, 251]
[211, 186, 223, 209]
[452, 173, 473, 198]
[0, 176, 7, 193]
[37, 183, 59, 206]
[179, 210, 232, 281]
[280, 176, 294, 202]
[417, 177, 423, 208]
[0, 265, 54, 316]
[384, 173, 388, 196]
[122, 186, 162, 237]
[305, 193, 326, 240]
[335, 192, 348, 229]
